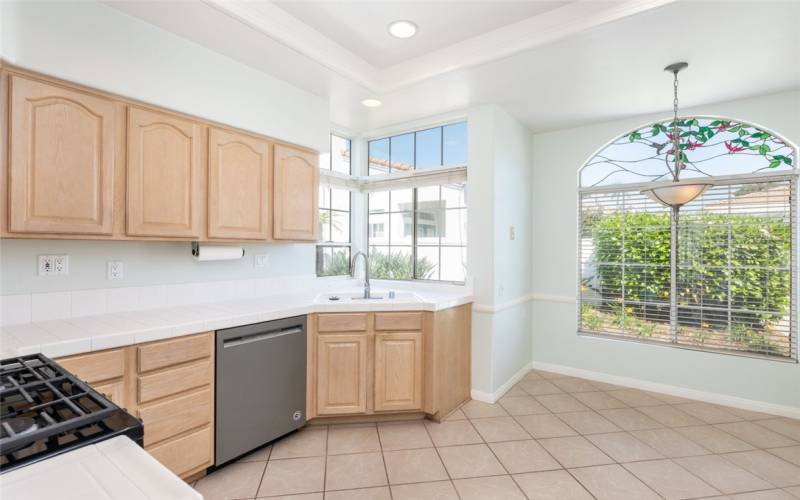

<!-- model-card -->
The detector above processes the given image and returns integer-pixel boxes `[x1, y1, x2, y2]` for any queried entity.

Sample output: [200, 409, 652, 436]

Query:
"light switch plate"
[107, 261, 124, 280]
[509, 226, 516, 240]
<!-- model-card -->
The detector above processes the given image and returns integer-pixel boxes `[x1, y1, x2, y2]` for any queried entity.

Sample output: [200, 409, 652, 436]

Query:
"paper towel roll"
[192, 244, 245, 261]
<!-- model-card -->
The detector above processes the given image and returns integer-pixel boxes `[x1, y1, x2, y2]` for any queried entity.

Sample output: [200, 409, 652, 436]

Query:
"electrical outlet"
[509, 225, 516, 240]
[53, 255, 69, 275]
[38, 255, 55, 276]
[107, 261, 124, 280]
[38, 255, 68, 276]
[254, 254, 269, 268]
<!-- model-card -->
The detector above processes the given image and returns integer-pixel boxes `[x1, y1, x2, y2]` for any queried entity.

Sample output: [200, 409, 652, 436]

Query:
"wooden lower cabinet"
[147, 426, 213, 478]
[315, 334, 368, 416]
[56, 331, 214, 480]
[308, 306, 471, 420]
[374, 331, 423, 412]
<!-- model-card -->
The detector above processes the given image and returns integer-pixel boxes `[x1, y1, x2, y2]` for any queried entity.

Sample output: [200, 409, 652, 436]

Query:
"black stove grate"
[0, 354, 118, 455]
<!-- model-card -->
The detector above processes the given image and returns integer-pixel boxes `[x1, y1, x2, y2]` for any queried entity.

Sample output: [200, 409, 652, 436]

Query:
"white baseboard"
[531, 361, 800, 420]
[471, 361, 533, 404]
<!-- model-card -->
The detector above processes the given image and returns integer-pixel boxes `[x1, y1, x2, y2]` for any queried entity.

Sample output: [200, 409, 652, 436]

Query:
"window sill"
[577, 330, 798, 364]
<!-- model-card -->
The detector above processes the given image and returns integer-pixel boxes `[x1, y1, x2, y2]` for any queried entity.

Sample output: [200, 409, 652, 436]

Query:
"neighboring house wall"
[531, 89, 800, 412]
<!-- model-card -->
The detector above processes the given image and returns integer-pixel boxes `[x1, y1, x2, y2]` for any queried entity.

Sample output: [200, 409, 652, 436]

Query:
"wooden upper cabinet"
[208, 128, 271, 240]
[273, 144, 319, 241]
[127, 107, 203, 238]
[8, 76, 115, 234]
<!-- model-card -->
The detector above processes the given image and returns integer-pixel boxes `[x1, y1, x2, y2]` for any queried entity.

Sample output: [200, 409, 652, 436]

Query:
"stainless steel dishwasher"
[215, 316, 306, 466]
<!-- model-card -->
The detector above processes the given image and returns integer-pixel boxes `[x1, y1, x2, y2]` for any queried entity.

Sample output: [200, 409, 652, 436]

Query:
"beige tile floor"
[193, 369, 800, 500]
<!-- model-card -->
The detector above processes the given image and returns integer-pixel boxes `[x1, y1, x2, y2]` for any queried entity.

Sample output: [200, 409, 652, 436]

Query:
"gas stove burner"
[4, 417, 37, 435]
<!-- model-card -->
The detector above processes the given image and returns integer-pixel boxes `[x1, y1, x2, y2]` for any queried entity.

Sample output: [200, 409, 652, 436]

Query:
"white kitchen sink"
[314, 290, 424, 306]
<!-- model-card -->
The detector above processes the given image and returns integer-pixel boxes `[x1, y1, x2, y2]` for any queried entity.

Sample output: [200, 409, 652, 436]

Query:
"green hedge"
[591, 212, 791, 327]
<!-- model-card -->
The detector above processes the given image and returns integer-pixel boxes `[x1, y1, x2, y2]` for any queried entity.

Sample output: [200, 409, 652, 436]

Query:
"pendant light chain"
[672, 68, 681, 181]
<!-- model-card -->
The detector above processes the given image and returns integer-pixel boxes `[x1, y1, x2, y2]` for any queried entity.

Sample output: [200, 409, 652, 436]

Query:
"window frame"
[366, 121, 468, 285]
[576, 115, 799, 362]
[316, 133, 353, 277]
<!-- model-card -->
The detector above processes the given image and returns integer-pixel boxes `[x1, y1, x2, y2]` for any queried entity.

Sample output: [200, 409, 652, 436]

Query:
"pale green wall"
[531, 89, 800, 409]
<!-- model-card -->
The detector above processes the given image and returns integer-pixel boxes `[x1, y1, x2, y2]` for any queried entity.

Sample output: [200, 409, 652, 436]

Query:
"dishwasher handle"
[222, 326, 303, 348]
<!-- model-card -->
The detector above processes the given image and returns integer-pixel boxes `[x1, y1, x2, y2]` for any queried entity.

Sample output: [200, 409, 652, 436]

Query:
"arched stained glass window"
[581, 117, 795, 188]
[578, 116, 798, 361]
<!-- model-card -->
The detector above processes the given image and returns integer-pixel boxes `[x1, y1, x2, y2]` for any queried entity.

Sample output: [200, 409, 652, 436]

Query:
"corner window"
[579, 117, 797, 360]
[367, 122, 468, 283]
[317, 134, 352, 277]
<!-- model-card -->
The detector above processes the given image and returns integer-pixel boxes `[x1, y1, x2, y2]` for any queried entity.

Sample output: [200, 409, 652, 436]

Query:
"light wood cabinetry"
[308, 305, 471, 421]
[316, 334, 368, 415]
[55, 331, 214, 480]
[423, 304, 472, 420]
[374, 331, 423, 412]
[58, 348, 127, 407]
[1, 66, 319, 243]
[7, 75, 116, 235]
[126, 107, 204, 238]
[135, 332, 214, 479]
[207, 128, 272, 240]
[273, 144, 319, 241]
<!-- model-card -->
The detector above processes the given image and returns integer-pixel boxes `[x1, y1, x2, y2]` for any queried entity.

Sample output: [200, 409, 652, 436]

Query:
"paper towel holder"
[191, 242, 246, 261]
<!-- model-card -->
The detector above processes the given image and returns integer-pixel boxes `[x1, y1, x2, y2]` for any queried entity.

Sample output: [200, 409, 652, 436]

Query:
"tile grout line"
[422, 406, 464, 500]
[374, 421, 394, 500]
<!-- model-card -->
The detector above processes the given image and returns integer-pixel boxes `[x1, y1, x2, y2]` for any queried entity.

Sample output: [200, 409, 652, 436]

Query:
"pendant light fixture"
[641, 62, 712, 207]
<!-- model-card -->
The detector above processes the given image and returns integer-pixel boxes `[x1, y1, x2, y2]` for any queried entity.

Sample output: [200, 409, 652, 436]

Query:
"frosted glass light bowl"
[642, 183, 712, 207]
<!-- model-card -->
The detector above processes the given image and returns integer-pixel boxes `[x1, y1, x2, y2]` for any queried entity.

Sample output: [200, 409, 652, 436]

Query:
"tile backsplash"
[0, 275, 354, 326]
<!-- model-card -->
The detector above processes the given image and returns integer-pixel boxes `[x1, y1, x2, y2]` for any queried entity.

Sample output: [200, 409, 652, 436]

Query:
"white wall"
[531, 89, 800, 410]
[0, 1, 329, 296]
[468, 105, 534, 397]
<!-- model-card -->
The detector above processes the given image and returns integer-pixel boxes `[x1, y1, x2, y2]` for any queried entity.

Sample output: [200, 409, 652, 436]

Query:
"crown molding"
[204, 0, 380, 89]
[376, 0, 678, 91]
[205, 0, 677, 95]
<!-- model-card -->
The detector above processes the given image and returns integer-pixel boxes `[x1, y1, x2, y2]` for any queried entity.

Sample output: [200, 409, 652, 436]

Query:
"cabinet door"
[127, 107, 203, 238]
[273, 144, 319, 241]
[208, 128, 271, 240]
[8, 76, 115, 234]
[374, 332, 423, 412]
[316, 334, 367, 415]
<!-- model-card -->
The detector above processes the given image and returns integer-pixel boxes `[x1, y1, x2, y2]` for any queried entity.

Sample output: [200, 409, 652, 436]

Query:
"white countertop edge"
[0, 436, 201, 500]
[0, 292, 473, 359]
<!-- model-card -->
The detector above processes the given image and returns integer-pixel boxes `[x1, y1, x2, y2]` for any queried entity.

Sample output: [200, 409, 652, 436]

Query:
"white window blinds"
[579, 180, 796, 360]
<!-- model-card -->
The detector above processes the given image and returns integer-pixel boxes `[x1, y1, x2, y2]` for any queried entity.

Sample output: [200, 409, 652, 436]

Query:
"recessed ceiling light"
[388, 20, 417, 39]
[361, 98, 382, 108]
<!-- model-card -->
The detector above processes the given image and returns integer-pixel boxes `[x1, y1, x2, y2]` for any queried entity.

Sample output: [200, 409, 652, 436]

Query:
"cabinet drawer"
[147, 426, 212, 477]
[374, 312, 423, 331]
[138, 333, 211, 373]
[138, 359, 211, 404]
[58, 349, 125, 383]
[317, 313, 368, 332]
[93, 380, 125, 407]
[139, 389, 212, 446]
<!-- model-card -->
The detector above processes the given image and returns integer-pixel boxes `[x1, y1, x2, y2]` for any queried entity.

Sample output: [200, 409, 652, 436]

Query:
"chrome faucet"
[351, 251, 371, 299]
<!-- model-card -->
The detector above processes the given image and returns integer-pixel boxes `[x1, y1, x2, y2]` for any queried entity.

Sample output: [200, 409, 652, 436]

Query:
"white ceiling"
[272, 1, 571, 68]
[107, 0, 800, 134]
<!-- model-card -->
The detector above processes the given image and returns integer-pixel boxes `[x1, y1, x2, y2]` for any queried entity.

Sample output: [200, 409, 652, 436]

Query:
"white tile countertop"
[0, 436, 202, 500]
[0, 285, 472, 359]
